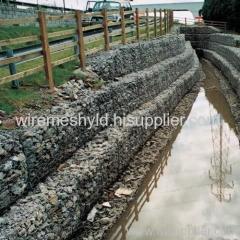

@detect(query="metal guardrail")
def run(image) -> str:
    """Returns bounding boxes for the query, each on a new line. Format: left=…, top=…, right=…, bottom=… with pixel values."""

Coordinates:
left=204, top=20, right=227, bottom=31
left=174, top=16, right=228, bottom=32
left=0, top=8, right=174, bottom=91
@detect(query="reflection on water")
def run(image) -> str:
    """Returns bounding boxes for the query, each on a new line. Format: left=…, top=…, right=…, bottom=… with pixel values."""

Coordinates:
left=208, top=115, right=234, bottom=203
left=108, top=61, right=240, bottom=240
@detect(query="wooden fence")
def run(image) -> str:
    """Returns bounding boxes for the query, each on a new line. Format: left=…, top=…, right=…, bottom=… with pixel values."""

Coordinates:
left=0, top=8, right=174, bottom=92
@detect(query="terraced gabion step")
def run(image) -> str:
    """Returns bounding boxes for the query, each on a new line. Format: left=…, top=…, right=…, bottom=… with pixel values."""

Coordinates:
left=0, top=39, right=194, bottom=213
left=202, top=49, right=240, bottom=98
left=88, top=34, right=186, bottom=81
left=0, top=53, right=201, bottom=240
left=180, top=26, right=240, bottom=99
left=209, top=33, right=240, bottom=47
left=207, top=42, right=240, bottom=72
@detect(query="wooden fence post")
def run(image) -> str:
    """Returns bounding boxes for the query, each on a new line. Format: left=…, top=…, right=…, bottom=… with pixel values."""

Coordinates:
left=38, top=11, right=55, bottom=92
left=154, top=8, right=157, bottom=37
left=168, top=10, right=171, bottom=29
left=169, top=10, right=172, bottom=28
left=102, top=9, right=110, bottom=51
left=135, top=8, right=140, bottom=41
left=166, top=10, right=168, bottom=33
left=146, top=8, right=149, bottom=39
left=164, top=9, right=167, bottom=34
left=168, top=10, right=170, bottom=32
left=167, top=10, right=170, bottom=32
left=76, top=10, right=86, bottom=71
left=120, top=7, right=126, bottom=45
left=170, top=10, right=172, bottom=30
left=160, top=9, right=162, bottom=35
left=170, top=10, right=173, bottom=29
left=165, top=10, right=167, bottom=33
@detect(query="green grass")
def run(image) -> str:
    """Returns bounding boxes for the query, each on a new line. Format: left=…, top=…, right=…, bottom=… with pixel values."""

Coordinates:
left=0, top=26, right=41, bottom=41
left=0, top=59, right=78, bottom=115
left=0, top=88, right=38, bottom=114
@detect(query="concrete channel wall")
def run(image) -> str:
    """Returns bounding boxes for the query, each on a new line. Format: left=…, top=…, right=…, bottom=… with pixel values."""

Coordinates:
left=0, top=35, right=201, bottom=239
left=180, top=26, right=240, bottom=103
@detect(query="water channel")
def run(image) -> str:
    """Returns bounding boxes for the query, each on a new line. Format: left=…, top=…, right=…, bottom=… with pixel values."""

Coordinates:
left=108, top=60, right=240, bottom=240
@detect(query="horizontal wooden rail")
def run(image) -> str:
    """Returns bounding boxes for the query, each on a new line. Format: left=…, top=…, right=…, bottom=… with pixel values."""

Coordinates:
left=109, top=28, right=135, bottom=37
left=50, top=41, right=76, bottom=53
left=0, top=42, right=76, bottom=66
left=0, top=35, right=39, bottom=47
left=46, top=14, right=75, bottom=21
left=125, top=19, right=135, bottom=24
left=48, top=29, right=75, bottom=39
left=0, top=51, right=42, bottom=66
left=52, top=55, right=77, bottom=67
left=107, top=20, right=134, bottom=28
left=108, top=21, right=122, bottom=28
left=0, top=66, right=44, bottom=84
left=86, top=47, right=103, bottom=55
left=83, top=24, right=103, bottom=32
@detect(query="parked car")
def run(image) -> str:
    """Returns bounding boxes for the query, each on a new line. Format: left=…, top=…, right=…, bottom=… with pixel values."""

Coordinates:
left=83, top=0, right=134, bottom=26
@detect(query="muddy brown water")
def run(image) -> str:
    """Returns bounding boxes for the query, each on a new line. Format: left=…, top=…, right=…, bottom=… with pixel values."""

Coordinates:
left=107, top=60, right=240, bottom=240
